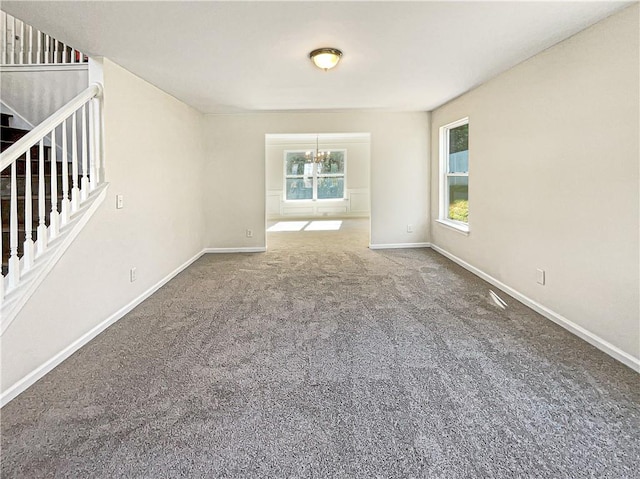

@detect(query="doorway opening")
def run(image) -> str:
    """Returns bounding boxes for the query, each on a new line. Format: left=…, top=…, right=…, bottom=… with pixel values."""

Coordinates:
left=264, top=133, right=371, bottom=251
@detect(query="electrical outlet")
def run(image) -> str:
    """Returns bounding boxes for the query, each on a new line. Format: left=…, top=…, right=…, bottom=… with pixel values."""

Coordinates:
left=130, top=267, right=137, bottom=282
left=246, top=229, right=253, bottom=238
left=116, top=194, right=124, bottom=209
left=407, top=224, right=413, bottom=233
left=536, top=268, right=545, bottom=285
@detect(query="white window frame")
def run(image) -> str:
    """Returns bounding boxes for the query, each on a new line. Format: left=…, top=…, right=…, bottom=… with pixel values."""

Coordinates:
left=284, top=149, right=347, bottom=201
left=438, top=117, right=469, bottom=234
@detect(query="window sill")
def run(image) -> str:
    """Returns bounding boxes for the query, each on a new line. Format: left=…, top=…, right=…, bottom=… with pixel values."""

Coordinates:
left=436, top=219, right=469, bottom=236
left=284, top=198, right=348, bottom=203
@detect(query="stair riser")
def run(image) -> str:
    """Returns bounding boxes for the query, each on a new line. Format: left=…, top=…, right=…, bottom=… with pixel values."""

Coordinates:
left=1, top=126, right=30, bottom=143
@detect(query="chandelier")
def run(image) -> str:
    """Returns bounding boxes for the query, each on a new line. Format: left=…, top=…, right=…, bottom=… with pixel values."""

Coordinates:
left=305, top=134, right=330, bottom=163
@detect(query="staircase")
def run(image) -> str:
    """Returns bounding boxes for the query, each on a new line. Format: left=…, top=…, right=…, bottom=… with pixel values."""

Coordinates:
left=1, top=84, right=107, bottom=330
left=1, top=12, right=108, bottom=329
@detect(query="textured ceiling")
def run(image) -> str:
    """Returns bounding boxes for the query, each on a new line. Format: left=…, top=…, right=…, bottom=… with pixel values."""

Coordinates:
left=1, top=1, right=631, bottom=113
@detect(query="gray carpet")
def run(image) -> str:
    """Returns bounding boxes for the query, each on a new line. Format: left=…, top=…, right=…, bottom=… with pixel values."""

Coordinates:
left=1, top=218, right=639, bottom=478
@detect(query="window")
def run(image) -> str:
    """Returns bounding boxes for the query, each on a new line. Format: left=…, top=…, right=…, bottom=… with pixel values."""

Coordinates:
left=285, top=150, right=345, bottom=201
left=439, top=118, right=469, bottom=232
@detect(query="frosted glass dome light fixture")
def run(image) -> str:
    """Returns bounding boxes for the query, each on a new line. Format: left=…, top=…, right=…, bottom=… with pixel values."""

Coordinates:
left=309, top=48, right=343, bottom=71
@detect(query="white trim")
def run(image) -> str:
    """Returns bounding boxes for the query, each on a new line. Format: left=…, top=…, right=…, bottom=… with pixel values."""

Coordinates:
left=203, top=247, right=267, bottom=254
left=369, top=242, right=431, bottom=250
left=0, top=64, right=88, bottom=73
left=435, top=219, right=470, bottom=235
left=282, top=198, right=349, bottom=204
left=430, top=244, right=640, bottom=373
left=0, top=249, right=206, bottom=408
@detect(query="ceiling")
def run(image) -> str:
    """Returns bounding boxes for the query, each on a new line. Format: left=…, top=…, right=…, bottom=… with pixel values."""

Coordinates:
left=1, top=1, right=631, bottom=114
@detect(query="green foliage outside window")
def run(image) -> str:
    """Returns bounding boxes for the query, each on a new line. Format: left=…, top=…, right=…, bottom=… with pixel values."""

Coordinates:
left=449, top=199, right=468, bottom=222
left=450, top=124, right=469, bottom=154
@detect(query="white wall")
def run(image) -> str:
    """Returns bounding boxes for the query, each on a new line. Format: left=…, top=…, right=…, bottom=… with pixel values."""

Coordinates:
left=430, top=5, right=639, bottom=364
left=0, top=65, right=88, bottom=127
left=265, top=133, right=370, bottom=219
left=204, top=111, right=430, bottom=248
left=1, top=58, right=206, bottom=392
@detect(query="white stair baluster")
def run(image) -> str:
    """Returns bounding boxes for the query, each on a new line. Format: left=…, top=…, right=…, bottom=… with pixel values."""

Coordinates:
left=27, top=24, right=33, bottom=64
left=44, top=34, right=49, bottom=64
left=80, top=104, right=89, bottom=201
left=8, top=162, right=20, bottom=288
left=60, top=119, right=70, bottom=224
left=36, top=139, right=47, bottom=255
left=95, top=98, right=104, bottom=181
left=71, top=111, right=79, bottom=211
left=8, top=15, right=15, bottom=64
left=89, top=100, right=97, bottom=191
left=49, top=130, right=59, bottom=239
left=1, top=11, right=6, bottom=64
left=36, top=29, right=42, bottom=64
left=23, top=148, right=34, bottom=271
left=17, top=19, right=24, bottom=65
left=0, top=192, right=4, bottom=304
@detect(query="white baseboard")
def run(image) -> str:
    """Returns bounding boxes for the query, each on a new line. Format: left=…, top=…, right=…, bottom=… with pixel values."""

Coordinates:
left=369, top=242, right=431, bottom=250
left=430, top=244, right=640, bottom=373
left=0, top=249, right=205, bottom=408
left=4, top=241, right=636, bottom=407
left=203, top=247, right=266, bottom=253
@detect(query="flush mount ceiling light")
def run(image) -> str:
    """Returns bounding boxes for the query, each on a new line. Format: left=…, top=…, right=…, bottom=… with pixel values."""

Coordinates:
left=309, top=48, right=342, bottom=71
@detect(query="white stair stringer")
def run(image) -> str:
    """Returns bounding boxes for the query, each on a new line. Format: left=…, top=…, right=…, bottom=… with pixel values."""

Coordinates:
left=1, top=183, right=109, bottom=334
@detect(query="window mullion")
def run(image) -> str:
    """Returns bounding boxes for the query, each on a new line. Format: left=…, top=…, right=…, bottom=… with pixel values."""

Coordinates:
left=313, top=162, right=318, bottom=200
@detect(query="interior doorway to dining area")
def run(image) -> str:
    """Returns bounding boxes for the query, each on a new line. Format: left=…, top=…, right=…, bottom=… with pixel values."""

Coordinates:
left=264, top=133, right=371, bottom=251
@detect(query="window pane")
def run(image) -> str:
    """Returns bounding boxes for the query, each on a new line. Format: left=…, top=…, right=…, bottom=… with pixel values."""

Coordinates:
left=447, top=176, right=468, bottom=223
left=286, top=178, right=313, bottom=200
left=286, top=152, right=313, bottom=176
left=448, top=124, right=468, bottom=173
left=317, top=177, right=344, bottom=199
left=317, top=151, right=344, bottom=175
